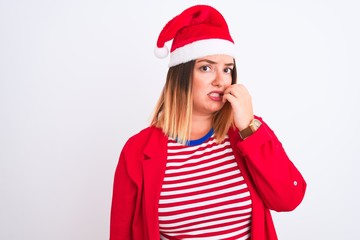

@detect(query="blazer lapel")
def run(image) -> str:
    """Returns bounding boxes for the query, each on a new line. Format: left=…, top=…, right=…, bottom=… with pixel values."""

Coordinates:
left=142, top=127, right=168, bottom=239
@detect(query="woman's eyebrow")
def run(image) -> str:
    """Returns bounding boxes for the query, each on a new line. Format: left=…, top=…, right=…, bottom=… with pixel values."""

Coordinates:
left=196, top=59, right=234, bottom=66
left=196, top=59, right=217, bottom=64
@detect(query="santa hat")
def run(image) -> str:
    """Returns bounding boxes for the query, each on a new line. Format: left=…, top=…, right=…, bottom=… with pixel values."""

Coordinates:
left=154, top=5, right=236, bottom=67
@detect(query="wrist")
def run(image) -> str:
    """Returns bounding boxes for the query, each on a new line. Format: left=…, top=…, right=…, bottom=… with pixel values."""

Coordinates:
left=236, top=115, right=254, bottom=131
left=239, top=118, right=262, bottom=140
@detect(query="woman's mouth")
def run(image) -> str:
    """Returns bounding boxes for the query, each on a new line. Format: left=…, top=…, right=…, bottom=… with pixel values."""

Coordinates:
left=208, top=91, right=224, bottom=101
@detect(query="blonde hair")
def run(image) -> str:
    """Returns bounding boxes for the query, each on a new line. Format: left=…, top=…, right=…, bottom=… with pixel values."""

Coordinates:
left=151, top=60, right=237, bottom=144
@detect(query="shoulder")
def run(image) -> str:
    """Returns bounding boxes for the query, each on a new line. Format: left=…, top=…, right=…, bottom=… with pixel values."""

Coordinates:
left=128, top=126, right=164, bottom=141
left=123, top=126, right=166, bottom=152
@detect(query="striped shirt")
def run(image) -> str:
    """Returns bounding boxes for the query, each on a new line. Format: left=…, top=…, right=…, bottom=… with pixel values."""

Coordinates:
left=159, top=131, right=252, bottom=240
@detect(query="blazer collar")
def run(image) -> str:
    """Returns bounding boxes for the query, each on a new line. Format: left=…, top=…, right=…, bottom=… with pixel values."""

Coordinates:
left=143, top=127, right=167, bottom=159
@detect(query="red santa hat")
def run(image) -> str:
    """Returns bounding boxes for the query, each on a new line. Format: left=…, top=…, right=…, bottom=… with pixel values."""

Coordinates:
left=154, top=5, right=236, bottom=67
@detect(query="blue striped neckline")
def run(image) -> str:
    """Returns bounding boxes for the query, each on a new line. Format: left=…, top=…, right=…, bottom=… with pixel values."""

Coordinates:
left=186, top=128, right=214, bottom=146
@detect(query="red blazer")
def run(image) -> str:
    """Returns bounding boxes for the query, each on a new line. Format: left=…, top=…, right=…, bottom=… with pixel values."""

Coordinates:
left=110, top=117, right=306, bottom=240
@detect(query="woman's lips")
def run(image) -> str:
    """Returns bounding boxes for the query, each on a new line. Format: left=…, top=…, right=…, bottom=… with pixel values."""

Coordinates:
left=208, top=91, right=224, bottom=101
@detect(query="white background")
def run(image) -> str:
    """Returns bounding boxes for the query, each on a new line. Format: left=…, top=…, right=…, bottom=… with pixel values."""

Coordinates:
left=1, top=0, right=359, bottom=239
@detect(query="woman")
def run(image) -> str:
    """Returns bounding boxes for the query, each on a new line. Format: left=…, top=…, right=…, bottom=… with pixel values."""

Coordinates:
left=110, top=5, right=306, bottom=240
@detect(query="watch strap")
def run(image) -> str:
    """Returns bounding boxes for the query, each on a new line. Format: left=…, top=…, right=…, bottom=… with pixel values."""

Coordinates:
left=239, top=119, right=262, bottom=140
left=239, top=126, right=253, bottom=139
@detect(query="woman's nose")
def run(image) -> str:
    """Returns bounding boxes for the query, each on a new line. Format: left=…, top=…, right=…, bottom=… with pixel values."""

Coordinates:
left=212, top=71, right=225, bottom=86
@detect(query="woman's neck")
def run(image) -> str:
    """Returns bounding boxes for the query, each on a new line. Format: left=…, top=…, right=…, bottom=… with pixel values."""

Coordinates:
left=190, top=114, right=213, bottom=140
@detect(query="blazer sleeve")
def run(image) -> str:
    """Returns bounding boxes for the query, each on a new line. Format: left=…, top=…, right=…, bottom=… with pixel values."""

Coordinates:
left=110, top=137, right=142, bottom=240
left=236, top=117, right=307, bottom=212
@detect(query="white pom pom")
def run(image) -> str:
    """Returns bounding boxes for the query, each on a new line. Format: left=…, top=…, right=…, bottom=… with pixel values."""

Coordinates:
left=154, top=45, right=169, bottom=58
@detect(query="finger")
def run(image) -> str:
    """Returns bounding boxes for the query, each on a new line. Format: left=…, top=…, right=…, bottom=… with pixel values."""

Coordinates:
left=224, top=87, right=235, bottom=96
left=222, top=91, right=237, bottom=103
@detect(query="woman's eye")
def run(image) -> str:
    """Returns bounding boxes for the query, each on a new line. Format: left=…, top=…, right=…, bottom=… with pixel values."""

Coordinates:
left=200, top=65, right=211, bottom=72
left=224, top=68, right=233, bottom=74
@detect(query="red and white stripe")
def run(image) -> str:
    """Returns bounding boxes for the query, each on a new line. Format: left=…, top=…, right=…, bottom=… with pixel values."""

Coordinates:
left=159, top=136, right=252, bottom=240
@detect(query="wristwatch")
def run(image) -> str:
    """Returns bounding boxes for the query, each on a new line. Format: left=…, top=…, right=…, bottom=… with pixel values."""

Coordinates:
left=239, top=119, right=262, bottom=140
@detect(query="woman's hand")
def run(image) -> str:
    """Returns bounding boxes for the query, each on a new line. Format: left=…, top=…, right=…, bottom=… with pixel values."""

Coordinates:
left=223, top=84, right=254, bottom=130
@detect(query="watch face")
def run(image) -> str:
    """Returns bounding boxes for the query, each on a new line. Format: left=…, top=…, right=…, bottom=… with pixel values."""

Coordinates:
left=250, top=119, right=262, bottom=132
left=254, top=119, right=262, bottom=128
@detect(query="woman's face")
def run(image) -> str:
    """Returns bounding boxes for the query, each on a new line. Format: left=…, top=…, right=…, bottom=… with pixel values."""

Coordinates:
left=192, top=54, right=234, bottom=117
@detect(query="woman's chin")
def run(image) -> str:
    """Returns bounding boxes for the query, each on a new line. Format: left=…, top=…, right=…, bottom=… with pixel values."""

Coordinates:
left=209, top=103, right=226, bottom=113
